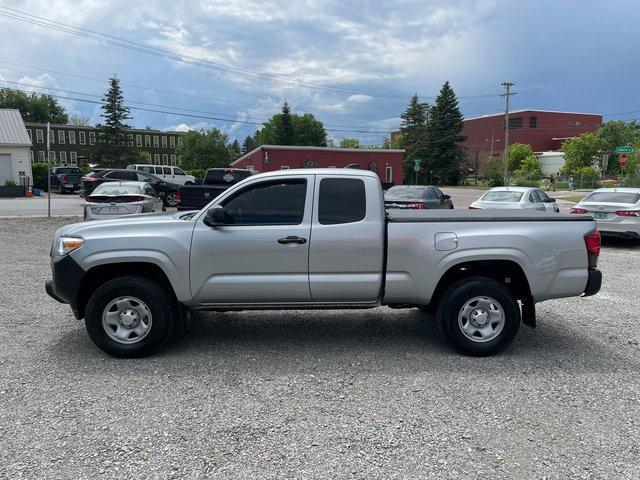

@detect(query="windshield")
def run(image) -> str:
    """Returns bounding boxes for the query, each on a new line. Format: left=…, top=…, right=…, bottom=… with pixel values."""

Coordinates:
left=55, top=168, right=81, bottom=175
left=385, top=186, right=427, bottom=200
left=584, top=192, right=640, bottom=204
left=93, top=184, right=143, bottom=195
left=481, top=191, right=524, bottom=202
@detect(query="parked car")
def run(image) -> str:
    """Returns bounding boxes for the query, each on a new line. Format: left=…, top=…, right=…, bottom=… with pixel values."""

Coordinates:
left=384, top=185, right=453, bottom=209
left=470, top=187, right=559, bottom=212
left=177, top=168, right=255, bottom=211
left=80, top=169, right=180, bottom=207
left=570, top=188, right=640, bottom=240
left=127, top=164, right=196, bottom=185
left=46, top=169, right=601, bottom=358
left=83, top=182, right=164, bottom=221
left=49, top=167, right=82, bottom=193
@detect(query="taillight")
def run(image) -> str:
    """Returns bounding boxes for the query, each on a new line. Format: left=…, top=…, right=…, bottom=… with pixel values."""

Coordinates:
left=61, top=175, right=68, bottom=183
left=616, top=210, right=640, bottom=217
left=584, top=228, right=601, bottom=269
left=129, top=196, right=145, bottom=202
left=570, top=207, right=588, bottom=214
left=407, top=203, right=424, bottom=209
left=82, top=176, right=98, bottom=182
left=176, top=190, right=182, bottom=203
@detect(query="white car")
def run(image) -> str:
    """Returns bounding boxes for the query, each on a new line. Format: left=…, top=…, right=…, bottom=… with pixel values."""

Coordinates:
left=571, top=187, right=640, bottom=240
left=83, top=181, right=164, bottom=221
left=127, top=164, right=195, bottom=185
left=470, top=187, right=559, bottom=212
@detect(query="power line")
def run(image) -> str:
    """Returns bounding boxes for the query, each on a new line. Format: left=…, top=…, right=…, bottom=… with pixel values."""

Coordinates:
left=0, top=5, right=498, bottom=101
left=0, top=85, right=394, bottom=135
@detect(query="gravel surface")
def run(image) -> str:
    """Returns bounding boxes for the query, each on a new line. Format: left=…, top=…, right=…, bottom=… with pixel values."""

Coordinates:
left=1, top=217, right=639, bottom=479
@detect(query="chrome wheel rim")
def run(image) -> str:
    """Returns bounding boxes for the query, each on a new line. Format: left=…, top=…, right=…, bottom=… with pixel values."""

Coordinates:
left=102, top=296, right=153, bottom=344
left=165, top=192, right=177, bottom=206
left=457, top=296, right=505, bottom=343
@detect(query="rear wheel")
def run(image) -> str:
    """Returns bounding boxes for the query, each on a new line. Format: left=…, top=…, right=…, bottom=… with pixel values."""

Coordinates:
left=85, top=276, right=176, bottom=357
left=436, top=277, right=520, bottom=356
left=164, top=191, right=178, bottom=207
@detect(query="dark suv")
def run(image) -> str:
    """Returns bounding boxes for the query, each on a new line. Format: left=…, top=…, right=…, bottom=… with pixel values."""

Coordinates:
left=81, top=169, right=180, bottom=207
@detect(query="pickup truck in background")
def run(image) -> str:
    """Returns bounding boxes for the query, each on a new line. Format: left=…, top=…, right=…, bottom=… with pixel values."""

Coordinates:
left=48, top=167, right=82, bottom=193
left=46, top=169, right=602, bottom=358
left=176, top=168, right=255, bottom=211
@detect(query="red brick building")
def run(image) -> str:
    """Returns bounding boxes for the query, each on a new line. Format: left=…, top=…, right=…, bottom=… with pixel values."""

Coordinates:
left=231, top=145, right=405, bottom=186
left=462, top=109, right=602, bottom=171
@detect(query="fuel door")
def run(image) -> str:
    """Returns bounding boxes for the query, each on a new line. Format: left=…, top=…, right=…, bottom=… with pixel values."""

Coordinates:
left=434, top=232, right=458, bottom=251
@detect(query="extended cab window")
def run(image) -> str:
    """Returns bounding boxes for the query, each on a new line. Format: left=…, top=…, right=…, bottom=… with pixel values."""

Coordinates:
left=221, top=179, right=306, bottom=225
left=318, top=178, right=366, bottom=225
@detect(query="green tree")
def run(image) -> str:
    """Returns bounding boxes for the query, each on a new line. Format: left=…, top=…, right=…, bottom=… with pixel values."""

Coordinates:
left=399, top=95, right=429, bottom=180
left=291, top=113, right=327, bottom=146
left=92, top=76, right=133, bottom=168
left=257, top=105, right=327, bottom=147
left=229, top=139, right=241, bottom=160
left=68, top=113, right=91, bottom=126
left=507, top=143, right=535, bottom=172
left=383, top=132, right=405, bottom=149
left=561, top=132, right=600, bottom=173
left=276, top=102, right=294, bottom=145
left=339, top=137, right=360, bottom=149
left=514, top=155, right=542, bottom=179
left=596, top=121, right=640, bottom=173
left=242, top=132, right=259, bottom=154
left=424, top=81, right=466, bottom=184
left=177, top=128, right=232, bottom=170
left=484, top=157, right=505, bottom=187
left=0, top=88, right=68, bottom=123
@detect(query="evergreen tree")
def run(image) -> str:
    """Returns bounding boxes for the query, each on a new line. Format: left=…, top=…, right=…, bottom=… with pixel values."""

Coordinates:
left=92, top=76, right=133, bottom=167
left=242, top=132, right=259, bottom=154
left=424, top=81, right=466, bottom=184
left=229, top=139, right=241, bottom=160
left=276, top=102, right=295, bottom=145
left=399, top=94, right=429, bottom=181
left=257, top=104, right=327, bottom=147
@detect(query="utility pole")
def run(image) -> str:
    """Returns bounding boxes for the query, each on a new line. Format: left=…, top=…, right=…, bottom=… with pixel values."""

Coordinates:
left=47, top=122, right=51, bottom=218
left=501, top=82, right=515, bottom=185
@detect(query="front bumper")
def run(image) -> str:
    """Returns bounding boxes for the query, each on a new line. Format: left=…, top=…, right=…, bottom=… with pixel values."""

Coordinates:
left=45, top=279, right=67, bottom=303
left=45, top=254, right=86, bottom=318
left=582, top=269, right=602, bottom=297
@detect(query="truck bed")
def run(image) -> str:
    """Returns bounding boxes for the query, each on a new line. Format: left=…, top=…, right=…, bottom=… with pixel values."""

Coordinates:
left=387, top=209, right=593, bottom=223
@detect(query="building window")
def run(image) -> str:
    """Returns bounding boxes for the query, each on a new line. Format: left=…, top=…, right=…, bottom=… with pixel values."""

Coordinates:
left=153, top=135, right=159, bottom=147
left=385, top=166, right=393, bottom=183
left=70, top=151, right=77, bottom=165
left=162, top=153, right=168, bottom=165
left=49, top=151, right=56, bottom=161
left=161, top=136, right=167, bottom=148
left=79, top=131, right=86, bottom=145
left=38, top=151, right=45, bottom=162
left=154, top=153, right=160, bottom=164
left=529, top=116, right=537, bottom=128
left=27, top=129, right=32, bottom=141
left=36, top=129, right=44, bottom=143
left=170, top=154, right=176, bottom=165
left=177, top=137, right=183, bottom=148
left=178, top=155, right=182, bottom=164
left=30, top=151, right=34, bottom=163
left=59, top=151, right=67, bottom=164
left=68, top=131, right=76, bottom=144
left=568, top=120, right=582, bottom=127
left=136, top=134, right=142, bottom=147
left=507, top=116, right=523, bottom=129
left=126, top=134, right=133, bottom=147
left=281, top=165, right=290, bottom=169
left=169, top=136, right=175, bottom=148
left=49, top=130, right=55, bottom=144
left=147, top=152, right=152, bottom=162
left=89, top=132, right=96, bottom=145
left=145, top=135, right=151, bottom=147
left=58, top=130, right=65, bottom=144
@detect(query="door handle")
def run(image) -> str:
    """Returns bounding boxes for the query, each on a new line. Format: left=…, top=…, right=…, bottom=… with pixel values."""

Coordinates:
left=277, top=236, right=307, bottom=245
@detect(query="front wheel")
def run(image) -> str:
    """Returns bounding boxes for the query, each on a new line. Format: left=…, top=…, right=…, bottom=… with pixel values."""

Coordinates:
left=436, top=277, right=520, bottom=356
left=164, top=191, right=178, bottom=207
left=84, top=276, right=176, bottom=357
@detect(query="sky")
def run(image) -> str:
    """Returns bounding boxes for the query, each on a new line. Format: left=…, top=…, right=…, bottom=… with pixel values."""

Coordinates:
left=1, top=0, right=639, bottom=145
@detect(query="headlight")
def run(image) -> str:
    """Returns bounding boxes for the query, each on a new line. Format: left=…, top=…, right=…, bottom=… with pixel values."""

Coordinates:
left=56, top=237, right=84, bottom=256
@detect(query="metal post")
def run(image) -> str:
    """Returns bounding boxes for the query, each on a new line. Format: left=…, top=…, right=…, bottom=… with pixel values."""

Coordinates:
left=501, top=82, right=515, bottom=185
left=47, top=122, right=51, bottom=218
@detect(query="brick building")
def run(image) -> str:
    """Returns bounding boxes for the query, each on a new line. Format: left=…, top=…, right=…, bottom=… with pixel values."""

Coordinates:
left=231, top=145, right=405, bottom=186
left=462, top=109, right=602, bottom=171
left=24, top=123, right=187, bottom=166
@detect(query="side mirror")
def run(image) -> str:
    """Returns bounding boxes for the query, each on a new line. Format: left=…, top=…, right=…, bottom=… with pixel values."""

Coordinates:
left=548, top=197, right=557, bottom=202
left=442, top=194, right=451, bottom=200
left=204, top=205, right=226, bottom=227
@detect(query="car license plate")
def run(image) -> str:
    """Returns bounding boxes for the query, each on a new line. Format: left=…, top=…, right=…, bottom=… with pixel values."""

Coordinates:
left=593, top=212, right=607, bottom=220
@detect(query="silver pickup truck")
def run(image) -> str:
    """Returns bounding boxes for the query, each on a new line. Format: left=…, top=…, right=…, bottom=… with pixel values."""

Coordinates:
left=46, top=169, right=602, bottom=358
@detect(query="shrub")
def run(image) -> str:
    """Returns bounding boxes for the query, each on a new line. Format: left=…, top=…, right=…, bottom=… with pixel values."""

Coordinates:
left=484, top=157, right=504, bottom=187
left=189, top=168, right=207, bottom=180
left=4, top=179, right=17, bottom=186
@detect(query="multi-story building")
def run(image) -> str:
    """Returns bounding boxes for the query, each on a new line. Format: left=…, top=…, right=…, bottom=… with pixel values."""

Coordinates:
left=24, top=123, right=187, bottom=166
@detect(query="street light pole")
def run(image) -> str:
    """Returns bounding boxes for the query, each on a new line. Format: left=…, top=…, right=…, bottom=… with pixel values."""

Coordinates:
left=501, top=82, right=515, bottom=185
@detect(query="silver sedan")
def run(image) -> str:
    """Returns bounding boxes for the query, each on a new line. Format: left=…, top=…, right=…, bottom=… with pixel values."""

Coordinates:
left=84, top=181, right=164, bottom=221
left=469, top=187, right=559, bottom=212
left=571, top=188, right=640, bottom=239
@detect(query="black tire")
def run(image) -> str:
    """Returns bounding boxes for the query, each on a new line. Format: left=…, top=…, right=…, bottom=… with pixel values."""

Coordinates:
left=436, top=277, right=520, bottom=356
left=85, top=276, right=176, bottom=358
left=184, top=181, right=194, bottom=185
left=164, top=191, right=178, bottom=207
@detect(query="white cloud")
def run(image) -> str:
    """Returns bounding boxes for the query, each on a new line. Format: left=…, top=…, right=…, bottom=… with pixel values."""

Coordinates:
left=347, top=94, right=373, bottom=104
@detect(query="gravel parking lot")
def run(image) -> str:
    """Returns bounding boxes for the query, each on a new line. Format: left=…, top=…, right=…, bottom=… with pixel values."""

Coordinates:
left=1, top=217, right=639, bottom=478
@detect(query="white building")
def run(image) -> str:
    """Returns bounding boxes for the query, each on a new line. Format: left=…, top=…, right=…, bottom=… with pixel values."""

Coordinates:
left=0, top=109, right=33, bottom=185
left=537, top=151, right=566, bottom=175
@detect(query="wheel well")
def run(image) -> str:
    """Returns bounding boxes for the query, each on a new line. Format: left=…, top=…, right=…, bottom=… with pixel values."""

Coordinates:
left=77, top=262, right=175, bottom=319
left=429, top=260, right=531, bottom=308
